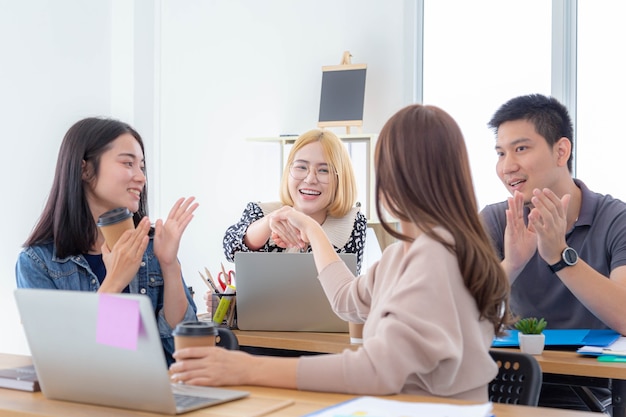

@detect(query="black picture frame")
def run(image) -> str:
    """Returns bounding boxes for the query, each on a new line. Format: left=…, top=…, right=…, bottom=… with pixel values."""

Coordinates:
left=318, top=63, right=367, bottom=131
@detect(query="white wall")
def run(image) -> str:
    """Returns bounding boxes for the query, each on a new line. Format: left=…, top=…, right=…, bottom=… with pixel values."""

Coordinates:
left=0, top=0, right=414, bottom=355
left=0, top=0, right=114, bottom=354
left=157, top=0, right=414, bottom=313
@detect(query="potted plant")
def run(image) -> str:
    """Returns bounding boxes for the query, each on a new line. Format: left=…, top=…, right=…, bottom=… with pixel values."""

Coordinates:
left=515, top=317, right=547, bottom=355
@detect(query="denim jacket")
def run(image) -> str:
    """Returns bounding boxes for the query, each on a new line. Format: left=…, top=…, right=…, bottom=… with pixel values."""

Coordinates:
left=15, top=238, right=197, bottom=366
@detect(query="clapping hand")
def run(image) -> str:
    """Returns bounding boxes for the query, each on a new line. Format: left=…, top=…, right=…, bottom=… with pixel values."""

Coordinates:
left=528, top=188, right=571, bottom=264
left=101, top=216, right=151, bottom=292
left=503, top=191, right=537, bottom=273
left=154, top=197, right=199, bottom=267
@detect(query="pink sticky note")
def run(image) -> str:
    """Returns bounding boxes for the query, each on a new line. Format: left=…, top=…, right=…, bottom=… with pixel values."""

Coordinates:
left=96, top=294, right=141, bottom=350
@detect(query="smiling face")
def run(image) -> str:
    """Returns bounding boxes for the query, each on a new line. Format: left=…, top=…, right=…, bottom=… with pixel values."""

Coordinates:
left=287, top=141, right=334, bottom=223
left=83, top=133, right=146, bottom=218
left=495, top=119, right=568, bottom=204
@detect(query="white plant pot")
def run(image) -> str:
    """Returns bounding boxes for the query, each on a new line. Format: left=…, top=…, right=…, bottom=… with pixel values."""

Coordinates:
left=518, top=333, right=545, bottom=355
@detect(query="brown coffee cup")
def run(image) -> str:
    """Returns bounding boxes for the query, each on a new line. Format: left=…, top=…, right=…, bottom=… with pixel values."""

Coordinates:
left=97, top=207, right=135, bottom=250
left=348, top=322, right=364, bottom=344
left=172, top=321, right=219, bottom=354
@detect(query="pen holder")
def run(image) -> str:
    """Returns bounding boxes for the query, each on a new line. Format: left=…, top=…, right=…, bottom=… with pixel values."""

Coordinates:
left=210, top=292, right=237, bottom=329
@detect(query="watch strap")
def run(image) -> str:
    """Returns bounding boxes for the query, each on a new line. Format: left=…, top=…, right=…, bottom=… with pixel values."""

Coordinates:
left=549, top=259, right=568, bottom=273
left=548, top=247, right=578, bottom=273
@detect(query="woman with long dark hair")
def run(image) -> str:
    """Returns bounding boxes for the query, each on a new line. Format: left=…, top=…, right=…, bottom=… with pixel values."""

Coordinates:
left=16, top=117, right=199, bottom=365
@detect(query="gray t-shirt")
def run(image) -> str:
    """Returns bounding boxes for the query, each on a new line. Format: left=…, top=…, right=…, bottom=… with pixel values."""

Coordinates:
left=481, top=179, right=626, bottom=329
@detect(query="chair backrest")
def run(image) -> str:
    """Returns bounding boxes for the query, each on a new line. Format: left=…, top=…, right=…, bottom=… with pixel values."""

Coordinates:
left=488, top=350, right=542, bottom=406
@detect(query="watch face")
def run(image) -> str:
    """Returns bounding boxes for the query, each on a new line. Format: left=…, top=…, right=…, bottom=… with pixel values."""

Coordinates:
left=563, top=247, right=578, bottom=265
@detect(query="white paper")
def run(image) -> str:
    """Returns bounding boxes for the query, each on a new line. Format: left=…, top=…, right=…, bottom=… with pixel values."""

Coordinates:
left=305, top=396, right=493, bottom=417
left=577, top=336, right=626, bottom=355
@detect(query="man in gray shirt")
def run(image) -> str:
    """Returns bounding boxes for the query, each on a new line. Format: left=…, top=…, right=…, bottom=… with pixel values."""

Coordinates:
left=481, top=93, right=626, bottom=412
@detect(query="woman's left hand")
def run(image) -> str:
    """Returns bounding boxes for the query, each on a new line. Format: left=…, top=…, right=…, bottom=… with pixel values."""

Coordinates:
left=170, top=346, right=253, bottom=386
left=154, top=197, right=199, bottom=266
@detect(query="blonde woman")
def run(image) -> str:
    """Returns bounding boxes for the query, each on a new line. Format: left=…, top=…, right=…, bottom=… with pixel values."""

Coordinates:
left=222, top=129, right=366, bottom=274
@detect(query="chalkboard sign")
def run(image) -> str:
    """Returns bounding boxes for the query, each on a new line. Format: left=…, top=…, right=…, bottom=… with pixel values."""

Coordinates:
left=318, top=63, right=367, bottom=131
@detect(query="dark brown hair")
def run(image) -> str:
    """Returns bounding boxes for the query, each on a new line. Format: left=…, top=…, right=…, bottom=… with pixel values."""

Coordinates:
left=25, top=117, right=148, bottom=258
left=375, top=104, right=511, bottom=335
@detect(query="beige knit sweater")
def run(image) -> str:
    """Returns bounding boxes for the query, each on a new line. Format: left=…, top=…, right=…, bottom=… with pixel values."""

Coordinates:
left=297, top=228, right=497, bottom=401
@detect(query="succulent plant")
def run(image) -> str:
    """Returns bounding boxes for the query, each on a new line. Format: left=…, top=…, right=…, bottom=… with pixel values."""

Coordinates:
left=514, top=317, right=547, bottom=334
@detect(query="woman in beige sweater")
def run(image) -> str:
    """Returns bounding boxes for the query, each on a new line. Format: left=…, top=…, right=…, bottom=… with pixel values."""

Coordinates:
left=170, top=104, right=511, bottom=401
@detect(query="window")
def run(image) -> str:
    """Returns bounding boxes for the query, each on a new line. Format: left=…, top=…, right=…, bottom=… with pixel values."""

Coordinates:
left=576, top=0, right=626, bottom=200
left=423, top=1, right=552, bottom=208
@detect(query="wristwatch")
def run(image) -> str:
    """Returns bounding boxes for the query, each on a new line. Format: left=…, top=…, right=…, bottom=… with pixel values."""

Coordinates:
left=548, top=247, right=579, bottom=273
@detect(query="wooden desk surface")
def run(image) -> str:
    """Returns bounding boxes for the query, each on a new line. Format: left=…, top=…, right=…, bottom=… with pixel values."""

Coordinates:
left=0, top=353, right=600, bottom=417
left=234, top=330, right=626, bottom=380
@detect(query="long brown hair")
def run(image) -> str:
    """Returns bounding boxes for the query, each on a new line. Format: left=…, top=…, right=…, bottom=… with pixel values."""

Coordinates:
left=25, top=117, right=148, bottom=258
left=375, top=104, right=511, bottom=335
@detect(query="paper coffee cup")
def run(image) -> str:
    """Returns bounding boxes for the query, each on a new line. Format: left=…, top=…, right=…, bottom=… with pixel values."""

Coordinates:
left=348, top=322, right=364, bottom=344
left=97, top=207, right=135, bottom=250
left=172, top=321, right=219, bottom=354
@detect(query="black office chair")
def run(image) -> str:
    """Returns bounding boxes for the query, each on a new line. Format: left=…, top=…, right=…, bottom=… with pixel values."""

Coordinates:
left=488, top=350, right=542, bottom=406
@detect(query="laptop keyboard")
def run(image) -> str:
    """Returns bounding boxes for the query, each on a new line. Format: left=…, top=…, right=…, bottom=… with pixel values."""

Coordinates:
left=174, top=393, right=217, bottom=409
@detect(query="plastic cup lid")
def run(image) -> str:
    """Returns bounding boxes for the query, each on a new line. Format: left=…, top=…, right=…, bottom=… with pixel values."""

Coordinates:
left=97, top=207, right=133, bottom=227
left=172, top=321, right=218, bottom=337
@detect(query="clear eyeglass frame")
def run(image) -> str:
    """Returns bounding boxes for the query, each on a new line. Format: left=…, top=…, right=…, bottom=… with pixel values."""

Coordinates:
left=289, top=162, right=336, bottom=184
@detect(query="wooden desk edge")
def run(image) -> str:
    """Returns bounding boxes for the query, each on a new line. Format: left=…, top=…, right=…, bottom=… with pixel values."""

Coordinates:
left=0, top=353, right=604, bottom=417
left=233, top=330, right=359, bottom=354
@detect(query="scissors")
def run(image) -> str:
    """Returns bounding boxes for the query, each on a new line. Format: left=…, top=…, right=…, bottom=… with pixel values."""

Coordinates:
left=217, top=263, right=235, bottom=291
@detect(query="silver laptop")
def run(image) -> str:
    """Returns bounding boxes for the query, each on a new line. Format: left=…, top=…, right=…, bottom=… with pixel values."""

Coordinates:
left=14, top=288, right=248, bottom=415
left=234, top=252, right=357, bottom=332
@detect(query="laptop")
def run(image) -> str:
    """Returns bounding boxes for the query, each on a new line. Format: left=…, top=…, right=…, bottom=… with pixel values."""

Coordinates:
left=234, top=252, right=357, bottom=332
left=14, top=288, right=248, bottom=415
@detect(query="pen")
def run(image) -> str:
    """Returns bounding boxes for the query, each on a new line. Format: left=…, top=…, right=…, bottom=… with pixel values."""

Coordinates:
left=198, top=271, right=214, bottom=293
left=226, top=297, right=237, bottom=328
left=204, top=267, right=222, bottom=294
left=602, top=349, right=626, bottom=357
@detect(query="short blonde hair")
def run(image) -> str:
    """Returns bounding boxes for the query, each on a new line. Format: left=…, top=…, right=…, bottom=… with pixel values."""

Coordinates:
left=279, top=129, right=357, bottom=217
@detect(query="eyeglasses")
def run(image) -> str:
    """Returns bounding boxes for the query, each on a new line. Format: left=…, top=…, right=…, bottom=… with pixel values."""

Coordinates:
left=289, top=162, right=335, bottom=184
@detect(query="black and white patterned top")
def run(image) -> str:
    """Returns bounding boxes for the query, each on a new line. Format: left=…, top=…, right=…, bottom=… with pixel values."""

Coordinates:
left=223, top=201, right=367, bottom=274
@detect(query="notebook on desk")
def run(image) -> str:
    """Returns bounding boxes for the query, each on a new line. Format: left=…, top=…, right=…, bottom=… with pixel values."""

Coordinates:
left=234, top=252, right=357, bottom=332
left=14, top=288, right=248, bottom=415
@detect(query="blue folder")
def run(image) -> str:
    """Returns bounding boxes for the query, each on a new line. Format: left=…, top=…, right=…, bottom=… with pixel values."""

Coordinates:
left=492, top=329, right=620, bottom=349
